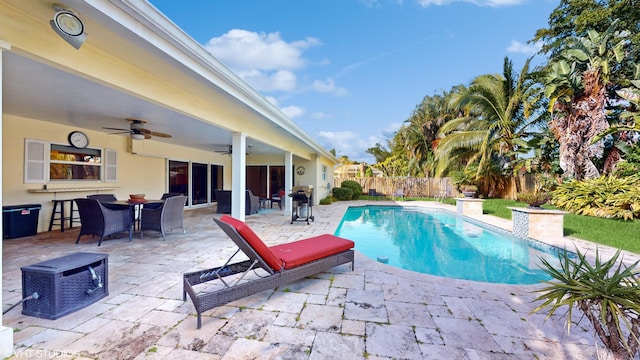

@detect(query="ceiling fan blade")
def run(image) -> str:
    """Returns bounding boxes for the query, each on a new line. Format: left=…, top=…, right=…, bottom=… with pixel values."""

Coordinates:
left=102, top=127, right=129, bottom=131
left=148, top=131, right=172, bottom=138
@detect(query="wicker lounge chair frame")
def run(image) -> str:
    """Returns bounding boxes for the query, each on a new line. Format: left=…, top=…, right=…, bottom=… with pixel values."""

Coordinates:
left=183, top=217, right=355, bottom=329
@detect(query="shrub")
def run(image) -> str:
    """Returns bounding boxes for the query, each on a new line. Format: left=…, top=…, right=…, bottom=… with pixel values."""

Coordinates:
left=319, top=196, right=333, bottom=205
left=332, top=187, right=353, bottom=201
left=340, top=180, right=362, bottom=199
left=552, top=175, right=640, bottom=220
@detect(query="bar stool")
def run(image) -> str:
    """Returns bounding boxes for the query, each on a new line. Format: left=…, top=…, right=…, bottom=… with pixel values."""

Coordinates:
left=48, top=199, right=80, bottom=232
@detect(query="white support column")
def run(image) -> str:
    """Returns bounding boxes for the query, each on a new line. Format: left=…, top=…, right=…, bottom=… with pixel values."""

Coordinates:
left=231, top=133, right=246, bottom=221
left=284, top=152, right=293, bottom=216
left=0, top=41, right=15, bottom=359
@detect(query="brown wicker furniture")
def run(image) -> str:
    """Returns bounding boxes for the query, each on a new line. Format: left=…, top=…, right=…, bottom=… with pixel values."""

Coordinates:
left=246, top=190, right=259, bottom=215
left=214, top=189, right=260, bottom=215
left=140, top=195, right=187, bottom=240
left=214, top=189, right=231, bottom=214
left=74, top=198, right=133, bottom=246
left=183, top=215, right=355, bottom=329
left=86, top=194, right=118, bottom=202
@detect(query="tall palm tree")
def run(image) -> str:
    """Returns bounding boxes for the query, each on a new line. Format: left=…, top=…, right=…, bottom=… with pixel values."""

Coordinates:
left=544, top=20, right=629, bottom=180
left=399, top=89, right=460, bottom=177
left=435, top=57, right=544, bottom=193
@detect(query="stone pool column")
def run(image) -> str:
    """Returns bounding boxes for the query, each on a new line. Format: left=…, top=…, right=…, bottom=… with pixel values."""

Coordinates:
left=508, top=207, right=567, bottom=241
left=455, top=198, right=484, bottom=217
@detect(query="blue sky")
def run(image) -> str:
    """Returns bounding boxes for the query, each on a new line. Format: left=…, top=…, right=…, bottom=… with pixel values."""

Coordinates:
left=149, top=0, right=557, bottom=164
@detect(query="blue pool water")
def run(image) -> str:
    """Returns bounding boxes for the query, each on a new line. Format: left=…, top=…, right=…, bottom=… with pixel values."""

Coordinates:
left=335, top=206, right=561, bottom=284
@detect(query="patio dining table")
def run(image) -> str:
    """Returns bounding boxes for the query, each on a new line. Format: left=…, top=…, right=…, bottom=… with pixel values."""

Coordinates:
left=101, top=199, right=164, bottom=231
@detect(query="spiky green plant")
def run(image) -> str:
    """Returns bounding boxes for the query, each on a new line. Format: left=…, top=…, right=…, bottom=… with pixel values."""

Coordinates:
left=532, top=248, right=640, bottom=359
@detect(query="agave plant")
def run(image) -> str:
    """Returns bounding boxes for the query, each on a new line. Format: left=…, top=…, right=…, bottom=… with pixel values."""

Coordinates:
left=532, top=248, right=640, bottom=359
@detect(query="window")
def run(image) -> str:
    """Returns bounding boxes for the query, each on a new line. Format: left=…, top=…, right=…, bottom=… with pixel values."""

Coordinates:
left=322, top=165, right=327, bottom=181
left=24, top=139, right=116, bottom=183
left=50, top=144, right=101, bottom=180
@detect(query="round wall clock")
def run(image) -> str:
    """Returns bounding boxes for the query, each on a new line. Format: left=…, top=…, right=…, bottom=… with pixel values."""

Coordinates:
left=68, top=131, right=89, bottom=148
left=296, top=166, right=306, bottom=175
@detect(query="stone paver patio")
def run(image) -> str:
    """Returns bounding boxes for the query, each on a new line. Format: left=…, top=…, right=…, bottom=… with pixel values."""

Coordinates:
left=3, top=200, right=634, bottom=359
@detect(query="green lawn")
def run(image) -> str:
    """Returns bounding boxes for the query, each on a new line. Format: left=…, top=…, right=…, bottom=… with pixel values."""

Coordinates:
left=482, top=198, right=640, bottom=254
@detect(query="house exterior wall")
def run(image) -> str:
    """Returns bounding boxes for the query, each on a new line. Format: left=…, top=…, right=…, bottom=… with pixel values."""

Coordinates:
left=3, top=115, right=234, bottom=233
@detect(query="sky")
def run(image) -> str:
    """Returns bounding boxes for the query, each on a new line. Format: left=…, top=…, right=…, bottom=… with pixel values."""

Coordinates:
left=148, top=0, right=558, bottom=164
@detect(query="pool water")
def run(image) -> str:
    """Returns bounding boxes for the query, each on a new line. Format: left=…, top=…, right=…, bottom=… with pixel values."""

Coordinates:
left=335, top=205, right=561, bottom=284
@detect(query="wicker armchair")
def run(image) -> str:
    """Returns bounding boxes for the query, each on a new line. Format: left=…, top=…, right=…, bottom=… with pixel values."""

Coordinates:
left=140, top=195, right=187, bottom=240
left=214, top=190, right=259, bottom=215
left=87, top=194, right=118, bottom=202
left=214, top=189, right=231, bottom=214
left=161, top=192, right=184, bottom=200
left=75, top=198, right=132, bottom=246
left=246, top=190, right=260, bottom=215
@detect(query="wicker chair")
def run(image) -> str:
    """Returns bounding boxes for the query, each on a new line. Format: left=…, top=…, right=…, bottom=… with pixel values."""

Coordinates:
left=214, top=190, right=259, bottom=215
left=87, top=194, right=118, bottom=202
left=161, top=192, right=184, bottom=200
left=183, top=215, right=355, bottom=329
left=246, top=190, right=260, bottom=215
left=214, top=189, right=231, bottom=214
left=140, top=195, right=187, bottom=240
left=75, top=198, right=132, bottom=246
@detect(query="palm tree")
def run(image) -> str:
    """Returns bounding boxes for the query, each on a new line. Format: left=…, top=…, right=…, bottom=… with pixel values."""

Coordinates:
left=435, top=57, right=544, bottom=194
left=398, top=89, right=460, bottom=177
left=544, top=20, right=630, bottom=180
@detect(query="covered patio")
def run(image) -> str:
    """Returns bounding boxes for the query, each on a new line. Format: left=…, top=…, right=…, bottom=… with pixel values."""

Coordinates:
left=3, top=202, right=606, bottom=359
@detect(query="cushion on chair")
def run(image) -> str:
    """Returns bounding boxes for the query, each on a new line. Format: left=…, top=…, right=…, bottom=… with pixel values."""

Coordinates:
left=270, top=234, right=355, bottom=269
left=219, top=215, right=284, bottom=271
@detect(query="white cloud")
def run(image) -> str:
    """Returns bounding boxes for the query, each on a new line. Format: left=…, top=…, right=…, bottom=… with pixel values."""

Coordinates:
left=416, top=0, right=525, bottom=7
left=507, top=40, right=542, bottom=55
left=311, top=112, right=334, bottom=120
left=205, top=29, right=320, bottom=93
left=312, top=78, right=349, bottom=96
left=280, top=105, right=305, bottom=119
left=317, top=130, right=380, bottom=163
left=237, top=69, right=297, bottom=92
left=205, top=29, right=317, bottom=71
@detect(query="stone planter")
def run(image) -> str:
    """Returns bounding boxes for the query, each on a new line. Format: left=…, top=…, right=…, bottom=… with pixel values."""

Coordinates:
left=455, top=198, right=484, bottom=216
left=508, top=207, right=566, bottom=241
left=462, top=191, right=476, bottom=198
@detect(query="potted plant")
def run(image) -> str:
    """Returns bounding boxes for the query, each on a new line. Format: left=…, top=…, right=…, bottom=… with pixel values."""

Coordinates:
left=451, top=168, right=478, bottom=198
left=461, top=184, right=478, bottom=198
left=516, top=191, right=551, bottom=209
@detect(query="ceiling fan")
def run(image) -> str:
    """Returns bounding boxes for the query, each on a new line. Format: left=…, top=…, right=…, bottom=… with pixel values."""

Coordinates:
left=103, top=118, right=172, bottom=140
left=214, top=145, right=252, bottom=156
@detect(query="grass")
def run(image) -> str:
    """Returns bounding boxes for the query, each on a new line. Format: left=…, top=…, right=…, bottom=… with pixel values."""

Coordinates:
left=482, top=198, right=640, bottom=254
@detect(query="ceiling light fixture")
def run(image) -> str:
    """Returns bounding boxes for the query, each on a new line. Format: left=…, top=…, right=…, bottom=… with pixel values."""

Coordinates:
left=50, top=5, right=87, bottom=49
left=130, top=133, right=145, bottom=140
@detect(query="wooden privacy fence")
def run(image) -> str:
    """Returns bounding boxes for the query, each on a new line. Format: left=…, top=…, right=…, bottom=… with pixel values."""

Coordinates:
left=334, top=174, right=537, bottom=199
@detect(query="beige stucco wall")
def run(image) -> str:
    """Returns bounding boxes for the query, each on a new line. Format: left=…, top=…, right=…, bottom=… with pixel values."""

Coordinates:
left=2, top=115, right=233, bottom=233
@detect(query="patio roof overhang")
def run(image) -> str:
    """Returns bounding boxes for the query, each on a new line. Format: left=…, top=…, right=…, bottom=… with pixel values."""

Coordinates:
left=1, top=0, right=337, bottom=162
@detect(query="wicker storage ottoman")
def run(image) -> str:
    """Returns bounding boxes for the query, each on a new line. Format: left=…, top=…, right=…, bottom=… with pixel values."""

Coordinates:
left=21, top=252, right=108, bottom=319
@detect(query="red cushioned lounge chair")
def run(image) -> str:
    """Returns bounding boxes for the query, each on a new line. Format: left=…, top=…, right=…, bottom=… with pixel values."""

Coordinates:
left=183, top=215, right=355, bottom=328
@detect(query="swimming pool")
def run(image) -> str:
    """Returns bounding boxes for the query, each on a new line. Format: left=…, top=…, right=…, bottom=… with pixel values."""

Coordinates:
left=334, top=205, right=562, bottom=284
